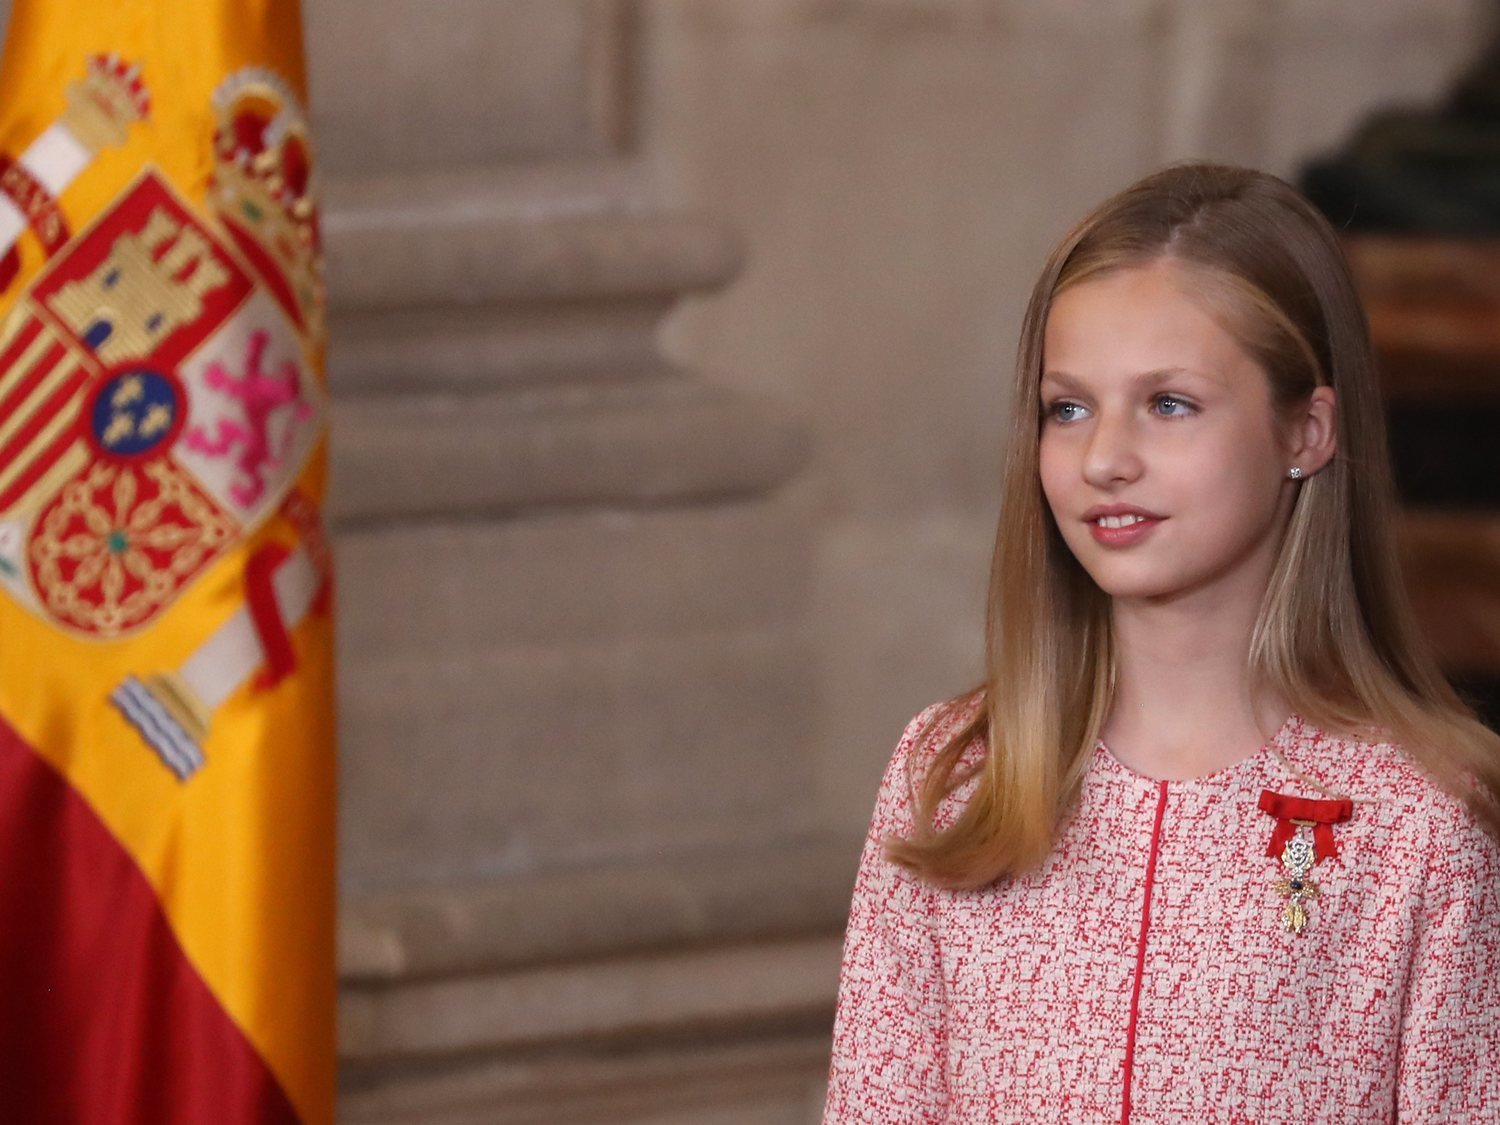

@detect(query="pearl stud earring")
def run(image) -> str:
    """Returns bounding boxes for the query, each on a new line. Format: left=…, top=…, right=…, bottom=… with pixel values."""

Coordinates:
left=1287, top=467, right=1304, bottom=480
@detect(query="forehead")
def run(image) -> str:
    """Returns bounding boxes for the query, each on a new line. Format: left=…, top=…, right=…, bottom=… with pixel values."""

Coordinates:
left=1042, top=261, right=1260, bottom=389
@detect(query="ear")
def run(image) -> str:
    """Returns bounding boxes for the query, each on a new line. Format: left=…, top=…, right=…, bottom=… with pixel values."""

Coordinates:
left=1284, top=385, right=1337, bottom=476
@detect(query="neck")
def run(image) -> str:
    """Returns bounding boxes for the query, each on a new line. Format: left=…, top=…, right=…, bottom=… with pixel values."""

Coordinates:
left=1101, top=581, right=1290, bottom=781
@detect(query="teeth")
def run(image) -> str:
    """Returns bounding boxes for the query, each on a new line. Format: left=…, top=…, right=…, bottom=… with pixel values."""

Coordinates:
left=1097, top=514, right=1147, bottom=529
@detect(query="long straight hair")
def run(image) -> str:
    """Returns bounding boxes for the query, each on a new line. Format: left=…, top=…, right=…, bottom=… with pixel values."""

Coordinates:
left=887, top=162, right=1500, bottom=889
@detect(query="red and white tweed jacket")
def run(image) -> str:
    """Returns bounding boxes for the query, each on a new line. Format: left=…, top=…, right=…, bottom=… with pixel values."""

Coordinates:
left=825, top=703, right=1500, bottom=1123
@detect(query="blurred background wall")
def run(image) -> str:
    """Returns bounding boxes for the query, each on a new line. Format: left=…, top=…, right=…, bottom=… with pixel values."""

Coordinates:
left=1, top=0, right=1490, bottom=1120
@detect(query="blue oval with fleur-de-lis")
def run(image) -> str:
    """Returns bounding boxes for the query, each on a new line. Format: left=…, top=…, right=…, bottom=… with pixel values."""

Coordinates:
left=89, top=368, right=183, bottom=459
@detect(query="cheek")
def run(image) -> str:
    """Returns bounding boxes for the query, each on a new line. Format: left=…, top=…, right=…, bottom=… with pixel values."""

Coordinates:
left=1036, top=435, right=1072, bottom=514
left=1183, top=424, right=1283, bottom=525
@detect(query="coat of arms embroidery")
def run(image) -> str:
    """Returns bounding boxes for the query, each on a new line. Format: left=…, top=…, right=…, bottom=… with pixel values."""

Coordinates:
left=0, top=67, right=323, bottom=642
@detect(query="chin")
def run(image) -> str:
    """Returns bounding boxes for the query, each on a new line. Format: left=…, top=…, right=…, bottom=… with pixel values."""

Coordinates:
left=1093, top=579, right=1185, bottom=602
left=1085, top=551, right=1266, bottom=604
left=1073, top=559, right=1197, bottom=602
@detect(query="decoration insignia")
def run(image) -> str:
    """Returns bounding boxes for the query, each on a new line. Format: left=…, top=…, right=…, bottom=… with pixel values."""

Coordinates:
left=1272, top=828, right=1322, bottom=934
left=1258, top=789, right=1354, bottom=936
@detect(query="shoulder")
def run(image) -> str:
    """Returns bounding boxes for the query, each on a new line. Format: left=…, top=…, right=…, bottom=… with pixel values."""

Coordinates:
left=1281, top=716, right=1427, bottom=800
left=1286, top=717, right=1500, bottom=893
left=869, top=693, right=988, bottom=840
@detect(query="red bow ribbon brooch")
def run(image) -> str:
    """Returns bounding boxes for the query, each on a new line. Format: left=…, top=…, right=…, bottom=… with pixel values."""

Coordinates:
left=1257, top=790, right=1353, bottom=935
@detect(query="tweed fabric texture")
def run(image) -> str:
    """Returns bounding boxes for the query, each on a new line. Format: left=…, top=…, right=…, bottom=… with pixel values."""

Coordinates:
left=825, top=703, right=1500, bottom=1123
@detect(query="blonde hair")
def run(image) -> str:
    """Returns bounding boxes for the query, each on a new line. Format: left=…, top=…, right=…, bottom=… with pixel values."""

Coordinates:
left=887, top=162, right=1500, bottom=889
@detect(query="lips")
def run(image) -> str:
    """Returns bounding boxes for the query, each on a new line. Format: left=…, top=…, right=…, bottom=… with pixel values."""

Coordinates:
left=1085, top=509, right=1165, bottom=547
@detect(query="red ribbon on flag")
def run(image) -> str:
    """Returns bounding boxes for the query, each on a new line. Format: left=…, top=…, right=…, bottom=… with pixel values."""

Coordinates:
left=246, top=543, right=296, bottom=689
left=1258, top=790, right=1353, bottom=861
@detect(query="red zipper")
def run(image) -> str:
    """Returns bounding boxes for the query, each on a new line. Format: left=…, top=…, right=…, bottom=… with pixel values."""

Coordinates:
left=1121, top=780, right=1169, bottom=1124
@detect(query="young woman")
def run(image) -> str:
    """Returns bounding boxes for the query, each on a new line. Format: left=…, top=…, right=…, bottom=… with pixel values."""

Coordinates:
left=824, top=163, right=1500, bottom=1123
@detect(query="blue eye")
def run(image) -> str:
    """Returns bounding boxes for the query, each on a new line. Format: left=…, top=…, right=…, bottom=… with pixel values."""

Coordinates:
left=1153, top=395, right=1194, bottom=417
left=1045, top=401, right=1085, bottom=423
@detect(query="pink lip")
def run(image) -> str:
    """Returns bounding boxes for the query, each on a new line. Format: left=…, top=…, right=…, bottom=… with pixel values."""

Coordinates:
left=1087, top=515, right=1165, bottom=547
left=1080, top=503, right=1168, bottom=549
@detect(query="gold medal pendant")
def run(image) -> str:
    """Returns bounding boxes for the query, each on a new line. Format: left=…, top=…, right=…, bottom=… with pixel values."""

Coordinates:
left=1272, top=826, right=1320, bottom=934
left=1258, top=790, right=1352, bottom=936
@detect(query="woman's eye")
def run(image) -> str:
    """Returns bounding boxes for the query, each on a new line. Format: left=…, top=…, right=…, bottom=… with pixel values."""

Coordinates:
left=1153, top=395, right=1194, bottom=417
left=1045, top=401, right=1085, bottom=423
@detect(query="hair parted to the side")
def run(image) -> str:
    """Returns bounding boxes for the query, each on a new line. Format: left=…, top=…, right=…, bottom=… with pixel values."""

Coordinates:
left=885, top=161, right=1500, bottom=890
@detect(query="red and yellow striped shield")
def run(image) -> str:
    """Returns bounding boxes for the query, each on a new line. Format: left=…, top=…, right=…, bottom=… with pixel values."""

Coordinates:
left=0, top=2, right=335, bottom=1121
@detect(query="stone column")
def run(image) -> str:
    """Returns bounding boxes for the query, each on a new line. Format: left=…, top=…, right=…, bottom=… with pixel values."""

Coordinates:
left=307, top=2, right=837, bottom=1120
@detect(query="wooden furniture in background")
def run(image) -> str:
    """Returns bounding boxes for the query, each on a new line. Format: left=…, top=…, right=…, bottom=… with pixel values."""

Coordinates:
left=1346, top=237, right=1500, bottom=726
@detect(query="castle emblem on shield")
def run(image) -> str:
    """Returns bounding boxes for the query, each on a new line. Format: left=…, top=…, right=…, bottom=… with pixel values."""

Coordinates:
left=0, top=60, right=325, bottom=641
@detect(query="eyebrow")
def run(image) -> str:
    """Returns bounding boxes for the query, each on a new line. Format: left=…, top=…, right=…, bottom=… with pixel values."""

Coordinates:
left=1039, top=366, right=1212, bottom=391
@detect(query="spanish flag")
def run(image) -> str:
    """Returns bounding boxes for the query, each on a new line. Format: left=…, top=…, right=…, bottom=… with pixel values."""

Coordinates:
left=0, top=2, right=335, bottom=1121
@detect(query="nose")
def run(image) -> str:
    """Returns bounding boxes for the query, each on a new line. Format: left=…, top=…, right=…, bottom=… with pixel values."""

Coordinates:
left=1081, top=409, right=1144, bottom=488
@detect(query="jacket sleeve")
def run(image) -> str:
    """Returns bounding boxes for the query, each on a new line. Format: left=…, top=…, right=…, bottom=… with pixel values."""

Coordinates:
left=823, top=707, right=950, bottom=1124
left=1395, top=795, right=1500, bottom=1121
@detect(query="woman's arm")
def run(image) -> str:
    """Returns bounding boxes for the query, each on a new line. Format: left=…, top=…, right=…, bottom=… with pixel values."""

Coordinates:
left=1394, top=794, right=1500, bottom=1121
left=823, top=707, right=950, bottom=1124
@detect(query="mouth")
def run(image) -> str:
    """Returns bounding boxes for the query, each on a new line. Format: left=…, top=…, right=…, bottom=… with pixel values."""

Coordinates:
left=1085, top=512, right=1165, bottom=546
left=1092, top=513, right=1152, bottom=530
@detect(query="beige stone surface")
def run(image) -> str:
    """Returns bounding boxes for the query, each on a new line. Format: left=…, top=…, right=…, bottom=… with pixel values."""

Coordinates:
left=305, top=0, right=632, bottom=171
left=340, top=836, right=857, bottom=980
left=326, top=298, right=670, bottom=395
left=335, top=489, right=813, bottom=654
left=317, top=162, right=738, bottom=395
left=810, top=511, right=994, bottom=829
left=341, top=935, right=841, bottom=1060
left=338, top=623, right=819, bottom=889
left=327, top=375, right=809, bottom=523
left=340, top=1032, right=830, bottom=1124
left=323, top=180, right=742, bottom=312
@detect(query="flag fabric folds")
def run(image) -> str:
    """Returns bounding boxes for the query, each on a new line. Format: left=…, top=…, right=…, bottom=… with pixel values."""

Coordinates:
left=0, top=1, right=335, bottom=1121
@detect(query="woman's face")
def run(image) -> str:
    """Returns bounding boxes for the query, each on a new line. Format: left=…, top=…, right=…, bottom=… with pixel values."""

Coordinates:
left=1038, top=259, right=1297, bottom=609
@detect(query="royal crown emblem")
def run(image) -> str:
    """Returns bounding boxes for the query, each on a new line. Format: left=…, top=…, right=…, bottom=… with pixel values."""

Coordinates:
left=207, top=68, right=322, bottom=337
left=0, top=54, right=151, bottom=291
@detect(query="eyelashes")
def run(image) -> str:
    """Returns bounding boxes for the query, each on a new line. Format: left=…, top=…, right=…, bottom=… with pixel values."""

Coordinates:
left=1043, top=400, right=1086, bottom=423
left=1040, top=394, right=1199, bottom=423
left=1153, top=394, right=1195, bottom=418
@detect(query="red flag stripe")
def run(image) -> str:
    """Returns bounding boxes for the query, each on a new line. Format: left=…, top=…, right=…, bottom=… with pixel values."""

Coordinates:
left=0, top=343, right=73, bottom=459
left=0, top=323, right=61, bottom=423
left=0, top=716, right=299, bottom=1124
left=0, top=313, right=44, bottom=378
left=0, top=364, right=88, bottom=510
